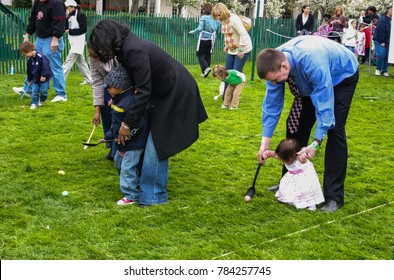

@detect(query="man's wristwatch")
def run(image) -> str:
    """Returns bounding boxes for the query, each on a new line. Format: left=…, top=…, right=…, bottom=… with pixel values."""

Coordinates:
left=313, top=138, right=322, bottom=146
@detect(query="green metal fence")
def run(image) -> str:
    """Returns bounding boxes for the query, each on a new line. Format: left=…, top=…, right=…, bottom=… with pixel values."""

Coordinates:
left=0, top=8, right=301, bottom=75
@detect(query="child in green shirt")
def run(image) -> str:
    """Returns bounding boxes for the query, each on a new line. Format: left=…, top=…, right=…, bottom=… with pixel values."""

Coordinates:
left=213, top=64, right=246, bottom=109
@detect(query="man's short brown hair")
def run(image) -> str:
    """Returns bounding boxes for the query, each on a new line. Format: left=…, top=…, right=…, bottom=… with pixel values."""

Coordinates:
left=256, top=49, right=285, bottom=79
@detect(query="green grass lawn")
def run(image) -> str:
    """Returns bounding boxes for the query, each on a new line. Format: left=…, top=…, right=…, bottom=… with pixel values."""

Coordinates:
left=0, top=63, right=393, bottom=260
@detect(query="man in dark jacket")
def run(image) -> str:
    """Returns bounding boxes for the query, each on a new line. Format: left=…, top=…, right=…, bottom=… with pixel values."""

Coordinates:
left=24, top=0, right=67, bottom=102
left=88, top=19, right=208, bottom=207
left=373, top=5, right=392, bottom=76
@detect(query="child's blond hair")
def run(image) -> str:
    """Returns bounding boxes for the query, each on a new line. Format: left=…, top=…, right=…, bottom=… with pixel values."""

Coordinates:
left=212, top=64, right=229, bottom=81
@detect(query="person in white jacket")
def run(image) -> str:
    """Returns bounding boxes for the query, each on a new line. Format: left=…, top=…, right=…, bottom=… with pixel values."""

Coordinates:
left=62, top=0, right=92, bottom=85
left=342, top=19, right=358, bottom=54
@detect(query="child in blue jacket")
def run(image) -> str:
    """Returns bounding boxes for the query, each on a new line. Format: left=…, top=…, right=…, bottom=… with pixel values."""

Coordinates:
left=19, top=42, right=53, bottom=109
left=103, top=66, right=150, bottom=205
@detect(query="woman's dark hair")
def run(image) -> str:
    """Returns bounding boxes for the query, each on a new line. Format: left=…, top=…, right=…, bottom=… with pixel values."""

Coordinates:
left=367, top=6, right=377, bottom=13
left=301, top=5, right=310, bottom=13
left=87, top=19, right=130, bottom=63
left=275, top=139, right=301, bottom=163
left=202, top=3, right=212, bottom=15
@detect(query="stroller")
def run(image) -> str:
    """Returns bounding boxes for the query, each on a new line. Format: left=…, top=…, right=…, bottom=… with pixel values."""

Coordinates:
left=299, top=29, right=310, bottom=36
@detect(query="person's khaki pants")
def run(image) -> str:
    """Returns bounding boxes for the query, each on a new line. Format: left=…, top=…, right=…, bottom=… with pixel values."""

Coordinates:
left=223, top=82, right=245, bottom=108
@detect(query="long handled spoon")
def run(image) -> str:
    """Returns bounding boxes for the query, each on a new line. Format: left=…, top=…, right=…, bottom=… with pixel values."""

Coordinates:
left=82, top=139, right=116, bottom=147
left=83, top=125, right=96, bottom=150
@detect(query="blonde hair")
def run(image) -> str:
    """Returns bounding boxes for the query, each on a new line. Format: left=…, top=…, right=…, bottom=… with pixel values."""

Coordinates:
left=334, top=6, right=344, bottom=16
left=211, top=3, right=230, bottom=21
left=212, top=64, right=229, bottom=81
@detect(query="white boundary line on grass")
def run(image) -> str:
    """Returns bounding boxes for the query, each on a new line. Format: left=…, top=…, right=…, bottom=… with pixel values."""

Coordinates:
left=212, top=201, right=394, bottom=259
left=263, top=200, right=394, bottom=244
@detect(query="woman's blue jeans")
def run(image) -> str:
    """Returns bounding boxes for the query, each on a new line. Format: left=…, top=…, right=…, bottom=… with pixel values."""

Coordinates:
left=101, top=88, right=116, bottom=156
left=139, top=131, right=169, bottom=205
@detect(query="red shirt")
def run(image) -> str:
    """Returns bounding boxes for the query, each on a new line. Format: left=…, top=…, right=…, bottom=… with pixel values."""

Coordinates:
left=363, top=26, right=375, bottom=49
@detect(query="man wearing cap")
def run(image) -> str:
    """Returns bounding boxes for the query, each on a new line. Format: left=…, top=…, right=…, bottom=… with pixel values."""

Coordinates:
left=63, top=0, right=92, bottom=85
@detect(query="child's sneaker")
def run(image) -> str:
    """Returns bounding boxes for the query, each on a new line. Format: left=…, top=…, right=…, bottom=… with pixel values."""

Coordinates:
left=117, top=197, right=136, bottom=205
left=230, top=106, right=238, bottom=110
left=30, top=104, right=37, bottom=110
left=221, top=105, right=229, bottom=109
left=38, top=101, right=45, bottom=107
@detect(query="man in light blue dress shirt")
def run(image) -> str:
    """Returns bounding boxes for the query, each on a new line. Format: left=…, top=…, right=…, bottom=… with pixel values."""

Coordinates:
left=256, top=35, right=359, bottom=212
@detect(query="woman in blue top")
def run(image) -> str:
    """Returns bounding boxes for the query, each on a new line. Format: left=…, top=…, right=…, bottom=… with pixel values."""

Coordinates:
left=189, top=3, right=220, bottom=78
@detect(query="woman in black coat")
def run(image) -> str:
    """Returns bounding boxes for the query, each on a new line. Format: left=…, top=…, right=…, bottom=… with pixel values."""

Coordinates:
left=295, top=4, right=315, bottom=35
left=88, top=19, right=208, bottom=207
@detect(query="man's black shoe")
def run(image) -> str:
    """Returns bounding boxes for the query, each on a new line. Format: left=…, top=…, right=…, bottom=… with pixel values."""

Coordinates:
left=267, top=184, right=279, bottom=192
left=320, top=199, right=344, bottom=212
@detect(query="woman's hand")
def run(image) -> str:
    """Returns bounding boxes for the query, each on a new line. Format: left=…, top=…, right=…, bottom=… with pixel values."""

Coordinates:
left=92, top=106, right=101, bottom=126
left=237, top=51, right=244, bottom=59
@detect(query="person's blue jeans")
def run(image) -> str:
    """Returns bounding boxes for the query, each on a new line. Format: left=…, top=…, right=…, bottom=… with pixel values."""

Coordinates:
left=35, top=37, right=67, bottom=98
left=101, top=88, right=116, bottom=157
left=31, top=81, right=49, bottom=105
left=345, top=45, right=355, bottom=54
left=139, top=131, right=169, bottom=205
left=374, top=41, right=389, bottom=73
left=225, top=51, right=250, bottom=73
left=114, top=149, right=143, bottom=201
left=223, top=51, right=250, bottom=99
